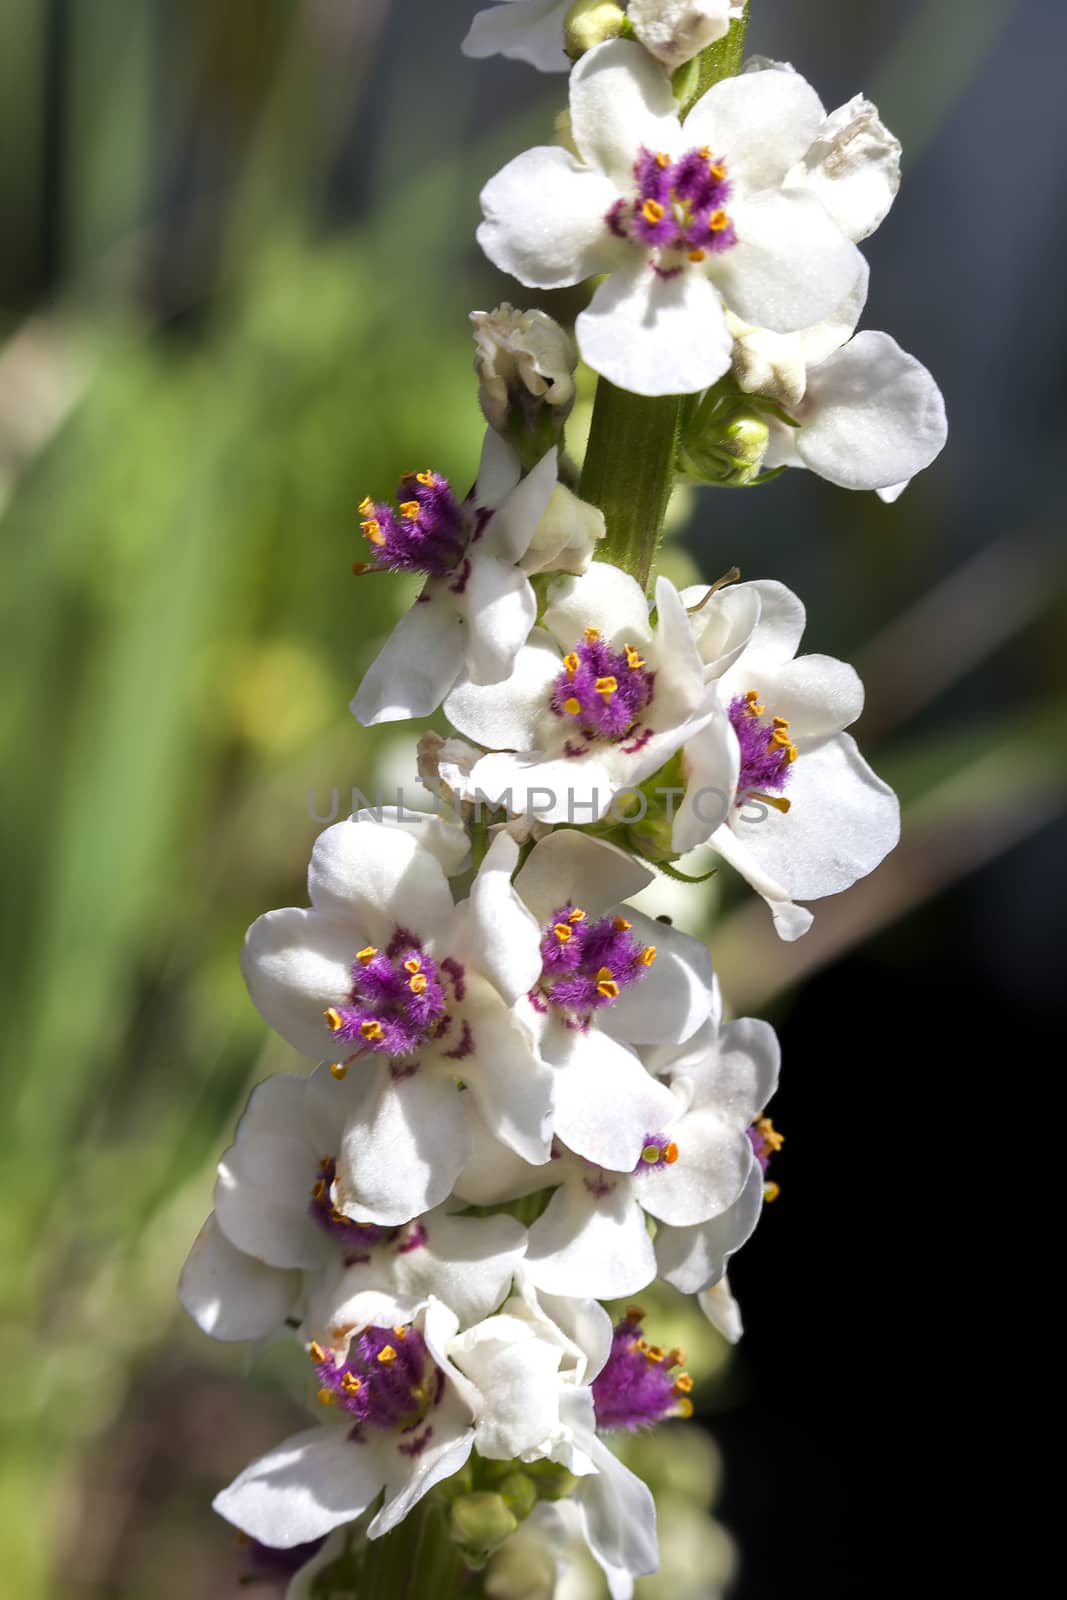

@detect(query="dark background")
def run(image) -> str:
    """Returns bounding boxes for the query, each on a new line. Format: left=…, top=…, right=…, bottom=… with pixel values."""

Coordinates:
left=1, top=2, right=1063, bottom=1595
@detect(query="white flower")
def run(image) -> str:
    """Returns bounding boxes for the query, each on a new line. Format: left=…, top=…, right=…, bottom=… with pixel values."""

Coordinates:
left=214, top=1298, right=476, bottom=1547
left=239, top=812, right=554, bottom=1223
left=675, top=579, right=900, bottom=939
left=444, top=562, right=720, bottom=835
left=472, top=303, right=578, bottom=432
left=478, top=41, right=865, bottom=395
left=698, top=1275, right=743, bottom=1344
left=520, top=485, right=606, bottom=576
left=629, top=1, right=742, bottom=70
left=352, top=431, right=560, bottom=726
left=463, top=0, right=572, bottom=73
left=179, top=1067, right=526, bottom=1346
left=730, top=265, right=947, bottom=497
left=457, top=974, right=777, bottom=1299
left=431, top=1279, right=659, bottom=1581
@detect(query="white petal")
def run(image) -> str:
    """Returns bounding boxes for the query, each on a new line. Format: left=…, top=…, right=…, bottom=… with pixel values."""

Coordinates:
left=877, top=479, right=910, bottom=505
left=711, top=191, right=864, bottom=334
left=687, top=1015, right=781, bottom=1122
left=576, top=262, right=732, bottom=397
left=636, top=1108, right=750, bottom=1227
left=472, top=426, right=522, bottom=509
left=683, top=67, right=826, bottom=192
left=797, top=331, right=948, bottom=491
left=462, top=0, right=570, bottom=73
left=478, top=147, right=624, bottom=289
left=699, top=1274, right=744, bottom=1343
left=467, top=750, right=616, bottom=825
left=655, top=1161, right=764, bottom=1293
left=444, top=631, right=559, bottom=750
left=351, top=592, right=465, bottom=725
left=650, top=577, right=711, bottom=723
left=551, top=1030, right=678, bottom=1171
left=240, top=906, right=369, bottom=1061
left=179, top=1215, right=300, bottom=1342
left=458, top=555, right=537, bottom=684
left=543, top=562, right=652, bottom=651
left=733, top=579, right=806, bottom=664
left=394, top=1210, right=527, bottom=1328
left=284, top=1528, right=350, bottom=1600
left=569, top=39, right=681, bottom=187
left=708, top=822, right=813, bottom=941
left=672, top=710, right=739, bottom=852
left=308, top=816, right=456, bottom=942
left=796, top=255, right=869, bottom=367
left=485, top=444, right=559, bottom=563
left=359, top=807, right=471, bottom=879
left=536, top=1290, right=614, bottom=1381
left=214, top=1427, right=381, bottom=1547
left=577, top=1437, right=659, bottom=1580
left=217, top=1129, right=328, bottom=1270
left=681, top=579, right=761, bottom=679
left=526, top=1181, right=656, bottom=1298
left=746, top=652, right=865, bottom=739
left=464, top=831, right=543, bottom=1003
left=599, top=909, right=714, bottom=1045
left=454, top=1106, right=550, bottom=1206
left=515, top=831, right=653, bottom=926
left=726, top=731, right=899, bottom=902
left=335, top=1064, right=472, bottom=1226
left=784, top=94, right=901, bottom=242
left=371, top=1392, right=475, bottom=1538
left=449, top=1318, right=568, bottom=1461
left=456, top=978, right=555, bottom=1164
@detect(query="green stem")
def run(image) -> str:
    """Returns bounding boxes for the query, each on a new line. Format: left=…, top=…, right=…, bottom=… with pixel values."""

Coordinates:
left=350, top=1499, right=467, bottom=1600
left=577, top=3, right=752, bottom=593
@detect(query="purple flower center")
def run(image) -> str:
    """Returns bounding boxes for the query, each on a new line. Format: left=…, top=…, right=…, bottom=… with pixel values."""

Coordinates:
left=607, top=145, right=737, bottom=277
left=631, top=1132, right=680, bottom=1174
left=728, top=690, right=798, bottom=809
left=549, top=629, right=655, bottom=752
left=325, top=930, right=466, bottom=1059
left=747, top=1114, right=783, bottom=1201
left=359, top=470, right=467, bottom=579
left=312, top=1324, right=444, bottom=1442
left=533, top=903, right=656, bottom=1022
left=592, top=1311, right=693, bottom=1431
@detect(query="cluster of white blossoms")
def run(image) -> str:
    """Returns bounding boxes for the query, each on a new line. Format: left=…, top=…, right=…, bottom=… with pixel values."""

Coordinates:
left=181, top=6, right=943, bottom=1596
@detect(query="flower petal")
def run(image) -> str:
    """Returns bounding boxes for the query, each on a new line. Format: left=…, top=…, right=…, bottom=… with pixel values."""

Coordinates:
left=730, top=651, right=864, bottom=739
left=569, top=39, right=682, bottom=187
left=684, top=66, right=825, bottom=191
left=711, top=190, right=864, bottom=334
left=637, top=1107, right=750, bottom=1227
left=526, top=1181, right=656, bottom=1298
left=699, top=1274, right=744, bottom=1344
left=444, top=630, right=559, bottom=750
left=393, top=1210, right=527, bottom=1328
left=784, top=94, right=901, bottom=243
left=308, top=816, right=456, bottom=944
left=462, top=831, right=543, bottom=1003
left=672, top=709, right=739, bottom=852
left=708, top=822, right=814, bottom=941
left=577, top=262, right=732, bottom=397
left=334, top=1062, right=472, bottom=1226
left=550, top=1029, right=678, bottom=1171
left=515, top=831, right=653, bottom=926
left=478, top=146, right=624, bottom=289
left=455, top=977, right=555, bottom=1164
left=484, top=443, right=559, bottom=563
left=240, top=906, right=369, bottom=1061
left=655, top=1161, right=764, bottom=1293
left=458, top=555, right=537, bottom=684
left=577, top=1436, right=659, bottom=1580
left=217, top=1126, right=329, bottom=1270
left=796, top=331, right=948, bottom=491
left=351, top=592, right=465, bottom=725
left=543, top=562, right=652, bottom=651
left=179, top=1215, right=301, bottom=1342
left=599, top=908, right=714, bottom=1045
left=371, top=1390, right=475, bottom=1537
left=462, top=0, right=570, bottom=73
left=214, top=1427, right=382, bottom=1548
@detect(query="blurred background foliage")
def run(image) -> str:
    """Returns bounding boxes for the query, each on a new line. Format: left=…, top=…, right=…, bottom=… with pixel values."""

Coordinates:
left=0, top=1, right=1063, bottom=1595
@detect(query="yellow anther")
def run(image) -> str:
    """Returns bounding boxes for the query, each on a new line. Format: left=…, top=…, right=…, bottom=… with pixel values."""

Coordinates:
left=564, top=696, right=582, bottom=716
left=624, top=644, right=645, bottom=670
left=688, top=249, right=707, bottom=263
left=641, top=1143, right=662, bottom=1164
left=317, top=1388, right=336, bottom=1406
left=320, top=1157, right=333, bottom=1171
left=399, top=500, right=421, bottom=520
left=311, top=1178, right=327, bottom=1202
left=309, top=1342, right=326, bottom=1363
left=584, top=626, right=601, bottom=643
left=663, top=1141, right=679, bottom=1164
left=755, top=1116, right=784, bottom=1152
left=416, top=471, right=434, bottom=486
left=324, top=1008, right=344, bottom=1032
left=377, top=1345, right=398, bottom=1364
left=360, top=1019, right=384, bottom=1041
left=554, top=923, right=574, bottom=944
left=329, top=1207, right=349, bottom=1225
left=744, top=688, right=765, bottom=716
left=709, top=209, right=730, bottom=232
left=404, top=957, right=422, bottom=974
left=769, top=729, right=795, bottom=749
left=361, top=519, right=385, bottom=546
left=764, top=1181, right=781, bottom=1203
left=697, top=146, right=712, bottom=160
left=636, top=1338, right=648, bottom=1352
left=748, top=790, right=792, bottom=814
left=341, top=1373, right=362, bottom=1395
left=642, top=198, right=665, bottom=223
left=676, top=1396, right=694, bottom=1419
left=595, top=675, right=618, bottom=698
left=638, top=946, right=657, bottom=967
left=772, top=716, right=790, bottom=729
left=563, top=652, right=580, bottom=677
left=329, top=1062, right=348, bottom=1080
left=596, top=967, right=620, bottom=1000
left=625, top=1305, right=646, bottom=1324
left=709, top=162, right=726, bottom=181
left=393, top=1326, right=408, bottom=1340
left=357, top=946, right=379, bottom=965
left=358, top=496, right=375, bottom=517
left=409, top=973, right=428, bottom=994
left=645, top=1345, right=665, bottom=1364
left=655, top=151, right=670, bottom=168
left=674, top=1372, right=694, bottom=1394
left=568, top=907, right=587, bottom=923
left=613, top=917, right=631, bottom=932
left=666, top=1347, right=685, bottom=1369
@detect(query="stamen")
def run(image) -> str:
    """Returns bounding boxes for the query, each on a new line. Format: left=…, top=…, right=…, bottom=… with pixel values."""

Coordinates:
left=399, top=501, right=421, bottom=520
left=357, top=946, right=378, bottom=965
left=747, top=791, right=792, bottom=814
left=404, top=957, right=422, bottom=973
left=709, top=209, right=730, bottom=232
left=360, top=1019, right=384, bottom=1041
left=655, top=151, right=670, bottom=168
left=709, top=162, right=726, bottom=181
left=641, top=1143, right=662, bottom=1164
left=666, top=1347, right=685, bottom=1368
left=645, top=1345, right=665, bottom=1364
left=393, top=1326, right=408, bottom=1340
left=415, top=471, right=434, bottom=486
left=361, top=519, right=385, bottom=546
left=688, top=249, right=706, bottom=262
left=568, top=908, right=586, bottom=923
left=663, top=1141, right=679, bottom=1164
left=625, top=1306, right=646, bottom=1324
left=376, top=1345, right=398, bottom=1364
left=595, top=675, right=618, bottom=698
left=584, top=626, right=601, bottom=643
left=596, top=967, right=620, bottom=999
left=642, top=199, right=665, bottom=223
left=563, top=696, right=582, bottom=716
left=553, top=923, right=574, bottom=943
left=358, top=497, right=375, bottom=517
left=613, top=917, right=631, bottom=931
left=764, top=1181, right=781, bottom=1203
left=324, top=1008, right=343, bottom=1032
left=772, top=716, right=790, bottom=729
left=317, top=1388, right=336, bottom=1406
left=409, top=973, right=428, bottom=994
left=638, top=946, right=657, bottom=966
left=624, top=644, right=645, bottom=670
left=311, top=1178, right=327, bottom=1202
left=329, top=1062, right=348, bottom=1080
left=341, top=1373, right=362, bottom=1395
left=563, top=652, right=580, bottom=677
left=674, top=1373, right=693, bottom=1394
left=676, top=1396, right=694, bottom=1419
left=309, top=1342, right=326, bottom=1363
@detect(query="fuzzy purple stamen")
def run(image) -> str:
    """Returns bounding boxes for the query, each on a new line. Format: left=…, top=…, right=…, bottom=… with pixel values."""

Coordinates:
left=747, top=1115, right=783, bottom=1174
left=592, top=1315, right=691, bottom=1432
left=728, top=692, right=796, bottom=800
left=360, top=470, right=466, bottom=578
left=608, top=145, right=737, bottom=265
left=327, top=937, right=457, bottom=1057
left=549, top=634, right=655, bottom=745
left=536, top=904, right=655, bottom=1019
left=309, top=1157, right=395, bottom=1258
left=313, top=1324, right=444, bottom=1436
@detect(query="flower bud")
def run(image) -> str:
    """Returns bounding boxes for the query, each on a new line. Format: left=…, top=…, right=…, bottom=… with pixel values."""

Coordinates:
left=679, top=403, right=770, bottom=488
left=629, top=0, right=742, bottom=69
left=450, top=1491, right=520, bottom=1564
left=471, top=305, right=578, bottom=467
left=564, top=1, right=627, bottom=59
left=523, top=1460, right=579, bottom=1501
left=496, top=1471, right=539, bottom=1522
left=520, top=483, right=605, bottom=576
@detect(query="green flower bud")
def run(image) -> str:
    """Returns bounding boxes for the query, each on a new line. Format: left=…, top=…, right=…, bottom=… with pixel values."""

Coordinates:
left=450, top=1491, right=519, bottom=1561
left=497, top=1471, right=539, bottom=1522
left=524, top=1459, right=580, bottom=1501
left=679, top=403, right=771, bottom=487
left=564, top=1, right=627, bottom=58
